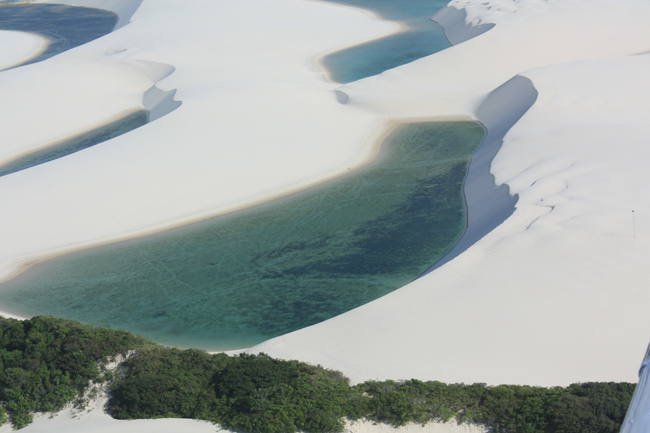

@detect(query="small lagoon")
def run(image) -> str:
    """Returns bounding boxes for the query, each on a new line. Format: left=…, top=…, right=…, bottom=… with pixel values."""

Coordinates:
left=322, top=0, right=450, bottom=83
left=0, top=122, right=485, bottom=349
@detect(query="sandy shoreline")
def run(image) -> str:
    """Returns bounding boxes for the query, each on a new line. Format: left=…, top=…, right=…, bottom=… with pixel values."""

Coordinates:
left=0, top=113, right=476, bottom=331
left=0, top=112, right=472, bottom=293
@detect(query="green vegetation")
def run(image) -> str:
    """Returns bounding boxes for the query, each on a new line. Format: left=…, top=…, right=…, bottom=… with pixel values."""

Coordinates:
left=110, top=349, right=635, bottom=433
left=0, top=316, right=150, bottom=428
left=109, top=350, right=352, bottom=433
left=0, top=316, right=636, bottom=433
left=351, top=380, right=634, bottom=433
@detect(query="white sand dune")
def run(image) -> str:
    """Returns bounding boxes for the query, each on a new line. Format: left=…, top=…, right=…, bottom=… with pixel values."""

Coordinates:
left=0, top=30, right=48, bottom=71
left=1, top=0, right=649, bottom=431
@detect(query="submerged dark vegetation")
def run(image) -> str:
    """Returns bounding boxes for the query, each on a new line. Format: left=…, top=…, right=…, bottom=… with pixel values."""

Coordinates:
left=0, top=316, right=635, bottom=432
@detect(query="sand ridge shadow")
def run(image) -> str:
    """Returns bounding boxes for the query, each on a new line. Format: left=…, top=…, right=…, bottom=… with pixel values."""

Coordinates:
left=421, top=75, right=538, bottom=276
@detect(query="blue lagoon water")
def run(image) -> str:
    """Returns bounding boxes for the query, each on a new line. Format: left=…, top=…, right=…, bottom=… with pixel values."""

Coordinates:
left=322, top=0, right=450, bottom=83
left=0, top=122, right=485, bottom=349
left=0, top=3, right=117, bottom=68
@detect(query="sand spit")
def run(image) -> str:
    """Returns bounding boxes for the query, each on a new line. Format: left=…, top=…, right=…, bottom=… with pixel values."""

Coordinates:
left=0, top=30, right=48, bottom=71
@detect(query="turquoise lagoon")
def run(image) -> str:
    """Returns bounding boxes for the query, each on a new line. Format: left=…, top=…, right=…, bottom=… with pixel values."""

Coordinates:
left=0, top=122, right=485, bottom=349
left=322, top=0, right=450, bottom=83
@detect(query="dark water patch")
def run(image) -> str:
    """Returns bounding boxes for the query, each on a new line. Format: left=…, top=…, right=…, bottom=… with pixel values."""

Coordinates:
left=322, top=0, right=450, bottom=83
left=0, top=110, right=148, bottom=177
left=0, top=122, right=484, bottom=350
left=0, top=3, right=117, bottom=68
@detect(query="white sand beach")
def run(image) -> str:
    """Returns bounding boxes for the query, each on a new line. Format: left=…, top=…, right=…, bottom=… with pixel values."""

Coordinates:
left=1, top=0, right=649, bottom=431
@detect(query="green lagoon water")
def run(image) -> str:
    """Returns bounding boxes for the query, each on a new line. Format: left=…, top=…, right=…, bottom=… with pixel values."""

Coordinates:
left=0, top=3, right=117, bottom=68
left=322, top=0, right=450, bottom=83
left=0, top=122, right=485, bottom=349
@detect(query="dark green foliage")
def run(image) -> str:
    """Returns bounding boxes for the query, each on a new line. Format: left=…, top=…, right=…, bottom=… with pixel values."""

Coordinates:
left=0, top=316, right=149, bottom=429
left=0, top=316, right=636, bottom=433
left=353, top=379, right=481, bottom=425
left=109, top=346, right=228, bottom=421
left=547, top=383, right=635, bottom=433
left=348, top=380, right=635, bottom=433
left=109, top=346, right=635, bottom=433
left=109, top=351, right=353, bottom=433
